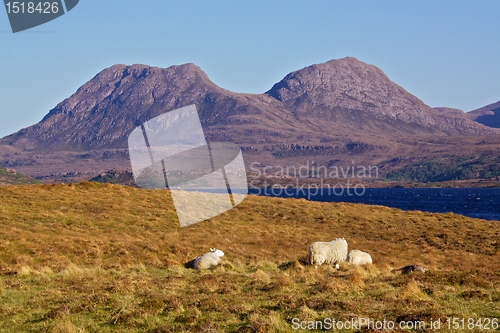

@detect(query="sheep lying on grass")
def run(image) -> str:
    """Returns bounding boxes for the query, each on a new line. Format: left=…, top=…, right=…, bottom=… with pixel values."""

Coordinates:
left=193, top=248, right=225, bottom=270
left=347, top=250, right=372, bottom=266
left=308, top=238, right=348, bottom=268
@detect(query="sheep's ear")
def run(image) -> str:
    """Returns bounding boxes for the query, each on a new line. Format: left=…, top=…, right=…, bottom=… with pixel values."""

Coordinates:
left=210, top=248, right=215, bottom=252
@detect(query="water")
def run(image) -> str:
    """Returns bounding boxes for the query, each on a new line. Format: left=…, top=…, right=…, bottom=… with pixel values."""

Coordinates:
left=249, top=188, right=500, bottom=221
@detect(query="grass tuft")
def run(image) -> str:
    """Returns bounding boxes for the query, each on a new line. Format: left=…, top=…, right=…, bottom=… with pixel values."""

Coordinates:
left=401, top=279, right=430, bottom=301
left=349, top=267, right=366, bottom=290
left=47, top=320, right=83, bottom=333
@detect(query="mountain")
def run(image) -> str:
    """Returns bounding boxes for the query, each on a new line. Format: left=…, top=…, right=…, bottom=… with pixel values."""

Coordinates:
left=1, top=63, right=309, bottom=152
left=467, top=100, right=500, bottom=128
left=2, top=58, right=495, bottom=151
left=1, top=57, right=499, bottom=183
left=265, top=58, right=495, bottom=135
left=2, top=63, right=231, bottom=151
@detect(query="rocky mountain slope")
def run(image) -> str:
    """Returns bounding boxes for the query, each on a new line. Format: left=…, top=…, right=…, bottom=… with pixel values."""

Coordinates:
left=2, top=58, right=496, bottom=151
left=0, top=57, right=499, bottom=183
left=434, top=107, right=466, bottom=116
left=0, top=63, right=304, bottom=152
left=467, top=100, right=500, bottom=128
left=266, top=58, right=494, bottom=135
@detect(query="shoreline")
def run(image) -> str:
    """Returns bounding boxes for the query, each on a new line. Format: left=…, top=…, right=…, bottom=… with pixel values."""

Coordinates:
left=248, top=177, right=500, bottom=189
left=248, top=187, right=500, bottom=222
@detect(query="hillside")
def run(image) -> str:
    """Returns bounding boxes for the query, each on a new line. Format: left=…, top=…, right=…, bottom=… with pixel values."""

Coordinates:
left=0, top=167, right=39, bottom=185
left=0, top=183, right=498, bottom=332
left=434, top=107, right=466, bottom=116
left=265, top=58, right=492, bottom=135
left=468, top=100, right=500, bottom=128
left=0, top=63, right=297, bottom=151
left=1, top=58, right=500, bottom=184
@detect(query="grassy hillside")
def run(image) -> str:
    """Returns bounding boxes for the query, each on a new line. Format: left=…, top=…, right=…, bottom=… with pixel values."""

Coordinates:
left=0, top=183, right=498, bottom=332
left=0, top=167, right=40, bottom=185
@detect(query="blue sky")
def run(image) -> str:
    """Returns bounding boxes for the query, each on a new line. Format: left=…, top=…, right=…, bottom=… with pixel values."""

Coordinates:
left=1, top=0, right=499, bottom=138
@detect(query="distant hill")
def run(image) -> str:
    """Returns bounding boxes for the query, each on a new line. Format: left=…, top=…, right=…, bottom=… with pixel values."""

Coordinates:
left=90, top=169, right=135, bottom=186
left=0, top=57, right=499, bottom=183
left=467, top=100, right=500, bottom=128
left=0, top=167, right=39, bottom=185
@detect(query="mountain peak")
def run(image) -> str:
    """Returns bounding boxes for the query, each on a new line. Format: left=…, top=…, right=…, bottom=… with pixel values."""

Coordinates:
left=265, top=57, right=389, bottom=103
left=264, top=57, right=496, bottom=135
left=323, top=56, right=372, bottom=67
left=91, top=63, right=209, bottom=85
left=6, top=62, right=220, bottom=150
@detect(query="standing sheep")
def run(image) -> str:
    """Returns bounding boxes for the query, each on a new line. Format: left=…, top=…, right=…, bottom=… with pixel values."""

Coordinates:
left=347, top=250, right=372, bottom=265
left=308, top=238, right=348, bottom=267
left=193, top=248, right=225, bottom=270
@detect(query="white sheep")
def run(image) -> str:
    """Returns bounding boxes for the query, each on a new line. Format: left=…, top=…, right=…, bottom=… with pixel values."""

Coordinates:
left=347, top=249, right=372, bottom=265
left=193, top=248, right=225, bottom=270
left=308, top=238, right=348, bottom=267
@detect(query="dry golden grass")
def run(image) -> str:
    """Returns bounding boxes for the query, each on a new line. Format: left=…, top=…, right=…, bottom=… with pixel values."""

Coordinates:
left=0, top=182, right=498, bottom=332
